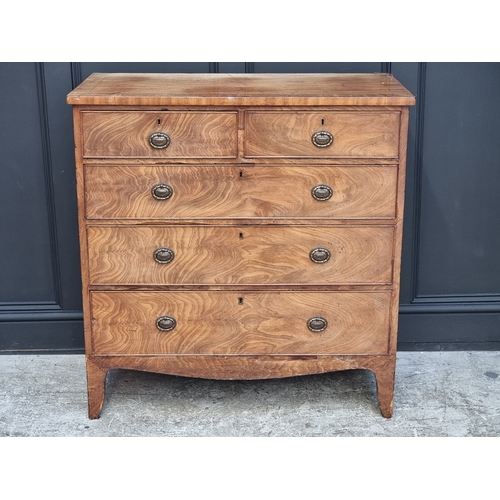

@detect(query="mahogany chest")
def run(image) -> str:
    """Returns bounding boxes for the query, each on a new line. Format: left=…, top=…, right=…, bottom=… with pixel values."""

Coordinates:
left=67, top=73, right=415, bottom=418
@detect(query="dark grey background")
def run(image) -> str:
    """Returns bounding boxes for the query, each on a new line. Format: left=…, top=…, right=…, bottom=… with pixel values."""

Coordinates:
left=1, top=62, right=499, bottom=352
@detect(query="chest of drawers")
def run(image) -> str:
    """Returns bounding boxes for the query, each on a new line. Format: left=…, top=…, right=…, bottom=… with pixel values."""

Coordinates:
left=67, top=73, right=415, bottom=419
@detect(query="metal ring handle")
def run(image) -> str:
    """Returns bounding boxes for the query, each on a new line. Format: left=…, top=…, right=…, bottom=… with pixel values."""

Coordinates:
left=311, top=184, right=333, bottom=201
left=307, top=317, right=328, bottom=332
left=149, top=132, right=171, bottom=149
left=310, top=247, right=331, bottom=264
left=311, top=130, right=333, bottom=148
left=156, top=315, right=177, bottom=331
left=153, top=247, right=175, bottom=264
left=151, top=183, right=173, bottom=200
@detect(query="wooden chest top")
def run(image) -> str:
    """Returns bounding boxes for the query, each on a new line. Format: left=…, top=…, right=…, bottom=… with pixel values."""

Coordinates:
left=67, top=73, right=415, bottom=106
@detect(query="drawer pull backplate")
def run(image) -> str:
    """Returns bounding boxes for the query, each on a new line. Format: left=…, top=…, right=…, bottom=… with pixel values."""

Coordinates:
left=307, top=316, right=328, bottom=332
left=153, top=247, right=175, bottom=264
left=156, top=315, right=177, bottom=331
left=311, top=130, right=334, bottom=148
left=149, top=132, right=171, bottom=149
left=311, top=184, right=333, bottom=201
left=151, top=183, right=173, bottom=200
left=310, top=247, right=331, bottom=264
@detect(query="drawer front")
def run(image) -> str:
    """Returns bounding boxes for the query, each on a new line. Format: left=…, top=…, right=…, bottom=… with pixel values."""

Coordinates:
left=244, top=111, right=400, bottom=158
left=91, top=291, right=391, bottom=355
left=87, top=225, right=393, bottom=285
left=82, top=111, right=238, bottom=158
left=85, top=165, right=397, bottom=220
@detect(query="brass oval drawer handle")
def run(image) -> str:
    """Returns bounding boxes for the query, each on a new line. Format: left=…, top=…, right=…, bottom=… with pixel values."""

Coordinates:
left=311, top=130, right=333, bottom=148
left=153, top=247, right=175, bottom=264
left=151, top=183, right=173, bottom=200
left=149, top=132, right=171, bottom=149
left=307, top=316, right=328, bottom=332
left=310, top=247, right=330, bottom=264
left=311, top=184, right=333, bottom=201
left=156, top=315, right=177, bottom=331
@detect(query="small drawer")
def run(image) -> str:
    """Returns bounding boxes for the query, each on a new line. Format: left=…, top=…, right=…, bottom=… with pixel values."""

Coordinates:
left=87, top=225, right=394, bottom=285
left=81, top=111, right=238, bottom=158
left=90, top=291, right=391, bottom=355
left=85, top=165, right=398, bottom=220
left=244, top=111, right=400, bottom=158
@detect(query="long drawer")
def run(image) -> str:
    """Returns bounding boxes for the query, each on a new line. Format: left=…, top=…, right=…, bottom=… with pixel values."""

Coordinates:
left=82, top=111, right=238, bottom=158
left=85, top=165, right=398, bottom=220
left=90, top=291, right=392, bottom=355
left=244, top=111, right=400, bottom=158
left=87, top=225, right=394, bottom=285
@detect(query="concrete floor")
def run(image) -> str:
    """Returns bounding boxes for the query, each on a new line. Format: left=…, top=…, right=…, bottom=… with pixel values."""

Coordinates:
left=0, top=352, right=498, bottom=437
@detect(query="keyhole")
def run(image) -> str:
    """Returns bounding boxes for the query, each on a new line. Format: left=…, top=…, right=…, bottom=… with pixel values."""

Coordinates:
left=238, top=297, right=244, bottom=305
left=157, top=118, right=161, bottom=125
left=321, top=118, right=325, bottom=125
left=239, top=232, right=244, bottom=239
left=239, top=170, right=243, bottom=178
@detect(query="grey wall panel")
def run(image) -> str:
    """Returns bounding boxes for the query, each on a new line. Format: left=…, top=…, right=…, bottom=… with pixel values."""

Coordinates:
left=393, top=63, right=500, bottom=348
left=417, top=63, right=500, bottom=298
left=0, top=318, right=84, bottom=353
left=399, top=311, right=500, bottom=349
left=218, top=62, right=246, bottom=73
left=43, top=63, right=83, bottom=310
left=251, top=62, right=386, bottom=73
left=0, top=63, right=84, bottom=352
left=0, top=63, right=56, bottom=305
left=391, top=62, right=420, bottom=306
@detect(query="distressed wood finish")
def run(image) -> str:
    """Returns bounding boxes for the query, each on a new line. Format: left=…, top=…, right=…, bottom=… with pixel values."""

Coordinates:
left=244, top=111, right=401, bottom=158
left=91, top=291, right=391, bottom=356
left=82, top=111, right=238, bottom=158
left=87, top=225, right=394, bottom=285
left=85, top=165, right=398, bottom=220
left=68, top=73, right=414, bottom=419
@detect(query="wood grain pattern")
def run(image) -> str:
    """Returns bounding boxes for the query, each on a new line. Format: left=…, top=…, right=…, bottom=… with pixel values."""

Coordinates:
left=72, top=107, right=95, bottom=357
left=85, top=165, right=398, bottom=220
left=87, top=225, right=394, bottom=285
left=86, top=358, right=108, bottom=419
left=371, top=356, right=396, bottom=417
left=91, top=291, right=391, bottom=356
left=82, top=111, right=238, bottom=158
left=388, top=108, right=410, bottom=357
left=83, top=157, right=400, bottom=166
left=90, top=352, right=391, bottom=381
left=88, top=353, right=396, bottom=417
left=67, top=73, right=416, bottom=106
left=245, top=111, right=400, bottom=158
